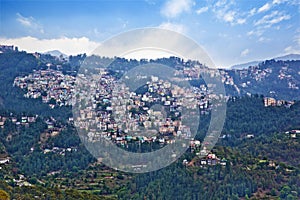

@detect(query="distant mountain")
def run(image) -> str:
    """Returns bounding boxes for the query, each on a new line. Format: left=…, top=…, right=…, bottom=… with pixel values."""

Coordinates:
left=274, top=53, right=300, bottom=61
left=230, top=54, right=300, bottom=70
left=44, top=50, right=68, bottom=58
left=231, top=61, right=261, bottom=70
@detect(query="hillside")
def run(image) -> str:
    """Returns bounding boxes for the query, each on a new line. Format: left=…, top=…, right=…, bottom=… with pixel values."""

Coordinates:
left=230, top=54, right=300, bottom=70
left=224, top=59, right=300, bottom=100
left=0, top=50, right=299, bottom=199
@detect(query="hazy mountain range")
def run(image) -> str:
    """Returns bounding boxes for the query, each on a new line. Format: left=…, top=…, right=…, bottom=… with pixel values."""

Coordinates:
left=44, top=50, right=68, bottom=58
left=43, top=50, right=300, bottom=70
left=230, top=54, right=300, bottom=70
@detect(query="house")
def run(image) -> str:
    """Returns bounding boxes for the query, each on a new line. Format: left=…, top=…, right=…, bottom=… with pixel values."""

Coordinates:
left=264, top=97, right=276, bottom=107
left=182, top=159, right=189, bottom=165
left=125, top=135, right=133, bottom=141
left=0, top=158, right=9, bottom=164
left=21, top=116, right=27, bottom=123
left=268, top=161, right=276, bottom=167
left=246, top=134, right=255, bottom=139
left=194, top=140, right=201, bottom=147
left=200, top=149, right=208, bottom=156
left=27, top=116, right=36, bottom=123
left=207, top=153, right=216, bottom=159
left=291, top=130, right=300, bottom=134
left=46, top=122, right=54, bottom=129
left=286, top=130, right=299, bottom=138
left=158, top=138, right=165, bottom=143
left=200, top=159, right=207, bottom=165
left=220, top=158, right=227, bottom=166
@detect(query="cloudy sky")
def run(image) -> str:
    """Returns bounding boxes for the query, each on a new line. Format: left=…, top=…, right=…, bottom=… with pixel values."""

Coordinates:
left=0, top=0, right=299, bottom=67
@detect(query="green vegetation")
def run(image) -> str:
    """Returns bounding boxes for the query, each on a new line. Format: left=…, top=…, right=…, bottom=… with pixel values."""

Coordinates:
left=0, top=51, right=299, bottom=199
left=0, top=96, right=298, bottom=199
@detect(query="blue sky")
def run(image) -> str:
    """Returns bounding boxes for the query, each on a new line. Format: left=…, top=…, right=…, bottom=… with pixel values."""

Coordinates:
left=0, top=0, right=299, bottom=67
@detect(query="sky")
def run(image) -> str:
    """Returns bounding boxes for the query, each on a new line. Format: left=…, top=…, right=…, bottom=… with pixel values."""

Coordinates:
left=0, top=0, right=299, bottom=68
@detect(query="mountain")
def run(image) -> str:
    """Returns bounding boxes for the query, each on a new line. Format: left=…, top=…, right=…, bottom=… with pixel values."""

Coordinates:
left=230, top=54, right=300, bottom=70
left=0, top=49, right=300, bottom=199
left=44, top=50, right=68, bottom=58
left=274, top=53, right=300, bottom=61
left=230, top=61, right=261, bottom=70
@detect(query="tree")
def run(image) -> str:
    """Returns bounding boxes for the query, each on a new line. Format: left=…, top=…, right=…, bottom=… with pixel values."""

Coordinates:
left=280, top=185, right=291, bottom=199
left=0, top=189, right=10, bottom=200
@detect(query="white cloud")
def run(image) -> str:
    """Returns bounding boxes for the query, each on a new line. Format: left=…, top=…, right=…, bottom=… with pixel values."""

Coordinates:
left=284, top=34, right=300, bottom=54
left=249, top=8, right=256, bottom=16
left=258, top=37, right=264, bottom=42
left=257, top=3, right=272, bottom=13
left=248, top=10, right=291, bottom=39
left=246, top=30, right=254, bottom=36
left=16, top=13, right=44, bottom=34
left=284, top=46, right=300, bottom=54
left=210, top=0, right=247, bottom=25
left=196, top=6, right=208, bottom=15
left=248, top=0, right=288, bottom=19
left=240, top=48, right=250, bottom=57
left=0, top=36, right=99, bottom=55
left=16, top=13, right=32, bottom=27
left=272, top=0, right=287, bottom=5
left=161, top=0, right=194, bottom=18
left=258, top=37, right=270, bottom=42
left=159, top=22, right=187, bottom=34
left=254, top=11, right=290, bottom=27
left=223, top=11, right=236, bottom=23
left=236, top=18, right=246, bottom=25
left=215, top=0, right=227, bottom=7
left=284, top=46, right=293, bottom=53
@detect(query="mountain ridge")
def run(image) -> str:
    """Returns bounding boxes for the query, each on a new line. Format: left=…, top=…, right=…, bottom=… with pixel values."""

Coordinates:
left=44, top=50, right=68, bottom=58
left=230, top=53, right=300, bottom=70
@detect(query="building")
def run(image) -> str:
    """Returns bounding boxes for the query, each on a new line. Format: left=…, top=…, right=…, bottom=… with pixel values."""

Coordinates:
left=264, top=97, right=276, bottom=107
left=0, top=158, right=9, bottom=164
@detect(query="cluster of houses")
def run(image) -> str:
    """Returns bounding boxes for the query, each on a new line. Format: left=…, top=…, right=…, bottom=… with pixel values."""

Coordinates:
left=189, top=139, right=201, bottom=153
left=219, top=63, right=299, bottom=95
left=42, top=146, right=78, bottom=155
left=219, top=70, right=234, bottom=85
left=183, top=152, right=228, bottom=167
left=0, top=113, right=68, bottom=153
left=12, top=59, right=227, bottom=149
left=10, top=60, right=229, bottom=151
left=199, top=153, right=228, bottom=166
left=278, top=66, right=298, bottom=89
left=39, top=118, right=65, bottom=147
left=12, top=174, right=32, bottom=187
left=0, top=115, right=37, bottom=129
left=13, top=69, right=75, bottom=108
left=186, top=136, right=228, bottom=167
left=263, top=97, right=295, bottom=107
left=73, top=66, right=213, bottom=146
left=234, top=65, right=273, bottom=83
